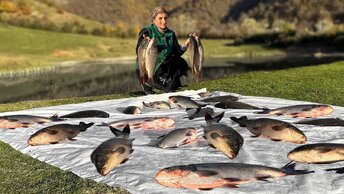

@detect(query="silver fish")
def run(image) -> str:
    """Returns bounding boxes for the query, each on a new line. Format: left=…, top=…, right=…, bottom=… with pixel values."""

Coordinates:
left=230, top=116, right=306, bottom=143
left=28, top=122, right=94, bottom=146
left=255, top=104, right=334, bottom=118
left=294, top=117, right=344, bottom=126
left=137, top=38, right=150, bottom=84
left=145, top=38, right=157, bottom=85
left=188, top=35, right=204, bottom=82
left=168, top=95, right=203, bottom=109
left=143, top=101, right=171, bottom=110
left=156, top=127, right=198, bottom=148
left=0, top=114, right=64, bottom=129
left=156, top=162, right=312, bottom=190
left=203, top=123, right=243, bottom=159
left=123, top=106, right=142, bottom=115
left=60, top=110, right=109, bottom=118
left=288, top=143, right=344, bottom=164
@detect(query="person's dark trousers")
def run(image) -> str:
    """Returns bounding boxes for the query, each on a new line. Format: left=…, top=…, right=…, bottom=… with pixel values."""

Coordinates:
left=135, top=56, right=188, bottom=93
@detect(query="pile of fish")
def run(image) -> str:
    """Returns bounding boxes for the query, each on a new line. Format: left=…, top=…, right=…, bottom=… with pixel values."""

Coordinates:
left=1, top=90, right=343, bottom=192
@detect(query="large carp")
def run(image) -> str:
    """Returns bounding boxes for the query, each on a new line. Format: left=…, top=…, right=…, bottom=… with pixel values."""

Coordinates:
left=60, top=110, right=109, bottom=118
left=255, top=104, right=333, bottom=118
left=156, top=162, right=312, bottom=190
left=145, top=38, right=157, bottom=85
left=0, top=114, right=64, bottom=129
left=230, top=116, right=306, bottom=143
left=91, top=124, right=134, bottom=176
left=188, top=34, right=204, bottom=82
left=137, top=38, right=150, bottom=84
left=28, top=122, right=94, bottom=146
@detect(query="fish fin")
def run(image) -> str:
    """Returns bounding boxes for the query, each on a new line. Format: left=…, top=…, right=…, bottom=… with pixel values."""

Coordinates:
left=130, top=149, right=134, bottom=154
left=255, top=108, right=270, bottom=114
left=109, top=124, right=130, bottom=138
left=250, top=135, right=260, bottom=138
left=157, top=134, right=165, bottom=139
left=224, top=184, right=239, bottom=188
left=120, top=158, right=129, bottom=164
left=202, top=135, right=207, bottom=140
left=114, top=147, right=126, bottom=154
left=139, top=76, right=145, bottom=85
left=281, top=162, right=314, bottom=175
left=198, top=188, right=213, bottom=191
left=142, top=101, right=149, bottom=107
left=275, top=113, right=283, bottom=116
left=223, top=178, right=242, bottom=182
left=50, top=142, right=59, bottom=144
left=256, top=176, right=271, bottom=181
left=210, top=132, right=222, bottom=139
left=22, top=125, right=29, bottom=128
left=195, top=170, right=218, bottom=177
left=325, top=167, right=344, bottom=174
left=47, top=129, right=58, bottom=135
left=68, top=138, right=77, bottom=141
left=186, top=108, right=199, bottom=120
left=8, top=128, right=16, bottom=130
left=271, top=139, right=281, bottom=142
left=229, top=116, right=247, bottom=127
left=301, top=108, right=312, bottom=111
left=79, top=122, right=94, bottom=131
left=208, top=144, right=216, bottom=149
left=315, top=147, right=332, bottom=153
left=272, top=125, right=285, bottom=131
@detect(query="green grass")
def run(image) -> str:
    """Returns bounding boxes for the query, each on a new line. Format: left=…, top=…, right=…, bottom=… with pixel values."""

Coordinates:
left=0, top=61, right=343, bottom=193
left=0, top=24, right=285, bottom=73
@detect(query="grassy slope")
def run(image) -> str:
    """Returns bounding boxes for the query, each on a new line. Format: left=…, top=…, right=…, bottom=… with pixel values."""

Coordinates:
left=0, top=24, right=285, bottom=72
left=0, top=61, right=343, bottom=193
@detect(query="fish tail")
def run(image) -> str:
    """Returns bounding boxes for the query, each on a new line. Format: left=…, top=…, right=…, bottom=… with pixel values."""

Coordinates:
left=229, top=116, right=247, bottom=127
left=142, top=101, right=149, bottom=107
left=255, top=108, right=270, bottom=114
left=109, top=124, right=130, bottom=138
left=186, top=108, right=199, bottom=120
left=50, top=114, right=65, bottom=121
left=146, top=77, right=154, bottom=86
left=281, top=162, right=314, bottom=175
left=205, top=112, right=224, bottom=125
left=79, top=122, right=94, bottom=131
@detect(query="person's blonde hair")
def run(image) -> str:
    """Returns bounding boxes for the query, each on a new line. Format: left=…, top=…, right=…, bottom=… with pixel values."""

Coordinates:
left=151, top=6, right=168, bottom=20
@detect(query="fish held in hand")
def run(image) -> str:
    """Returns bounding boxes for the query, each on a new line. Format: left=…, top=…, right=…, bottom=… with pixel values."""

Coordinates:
left=288, top=143, right=344, bottom=164
left=60, top=110, right=110, bottom=118
left=156, top=162, right=312, bottom=190
left=0, top=114, right=64, bottom=129
left=255, top=104, right=333, bottom=118
left=145, top=38, right=158, bottom=85
left=91, top=126, right=134, bottom=176
left=28, top=122, right=94, bottom=146
left=188, top=34, right=204, bottom=82
left=143, top=101, right=171, bottom=110
left=230, top=116, right=306, bottom=143
left=137, top=38, right=150, bottom=85
left=203, top=124, right=243, bottom=159
left=156, top=127, right=198, bottom=148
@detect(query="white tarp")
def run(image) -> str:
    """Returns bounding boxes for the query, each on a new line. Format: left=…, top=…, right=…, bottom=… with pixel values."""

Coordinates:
left=0, top=88, right=343, bottom=194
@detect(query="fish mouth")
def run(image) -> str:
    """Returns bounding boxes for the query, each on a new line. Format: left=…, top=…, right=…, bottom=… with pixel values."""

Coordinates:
left=100, top=168, right=110, bottom=176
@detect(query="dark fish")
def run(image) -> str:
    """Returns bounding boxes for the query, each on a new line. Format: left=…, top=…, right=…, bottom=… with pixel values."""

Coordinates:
left=288, top=143, right=344, bottom=164
left=60, top=110, right=109, bottom=118
left=255, top=104, right=333, bottom=118
left=0, top=114, right=64, bottom=129
left=230, top=116, right=306, bottom=143
left=122, top=106, right=142, bottom=115
left=215, top=101, right=261, bottom=110
left=201, top=95, right=239, bottom=103
left=188, top=34, right=204, bottom=82
left=168, top=95, right=204, bottom=109
left=143, top=101, right=171, bottom=110
left=186, top=107, right=214, bottom=120
left=28, top=122, right=94, bottom=146
left=91, top=126, right=134, bottom=176
left=203, top=123, right=243, bottom=159
left=156, top=127, right=198, bottom=148
left=156, top=162, right=312, bottom=190
left=294, top=117, right=344, bottom=126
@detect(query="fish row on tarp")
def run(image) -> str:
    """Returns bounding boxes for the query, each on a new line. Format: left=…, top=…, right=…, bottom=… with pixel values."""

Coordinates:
left=1, top=91, right=344, bottom=191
